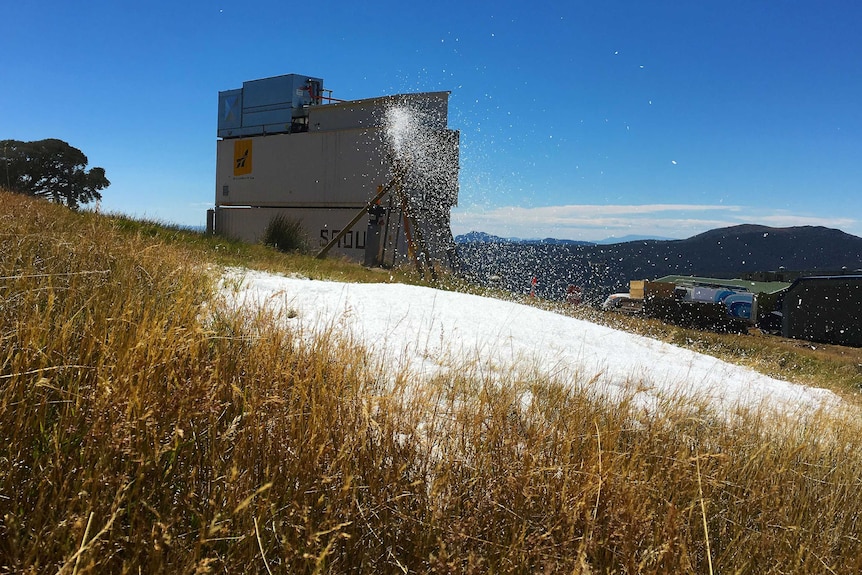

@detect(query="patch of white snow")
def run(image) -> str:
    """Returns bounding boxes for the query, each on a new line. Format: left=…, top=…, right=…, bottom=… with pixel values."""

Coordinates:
left=219, top=269, right=842, bottom=417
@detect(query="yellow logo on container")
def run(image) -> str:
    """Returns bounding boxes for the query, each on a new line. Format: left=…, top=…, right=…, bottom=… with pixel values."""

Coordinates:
left=233, top=139, right=252, bottom=176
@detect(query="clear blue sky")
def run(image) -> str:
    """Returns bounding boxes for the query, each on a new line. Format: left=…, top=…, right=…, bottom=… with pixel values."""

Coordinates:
left=4, top=1, right=861, bottom=241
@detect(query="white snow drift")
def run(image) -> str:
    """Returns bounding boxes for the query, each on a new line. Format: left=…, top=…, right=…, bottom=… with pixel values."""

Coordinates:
left=219, top=269, right=842, bottom=417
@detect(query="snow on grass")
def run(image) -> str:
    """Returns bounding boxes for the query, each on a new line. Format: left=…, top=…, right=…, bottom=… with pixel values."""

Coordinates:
left=220, top=268, right=842, bottom=417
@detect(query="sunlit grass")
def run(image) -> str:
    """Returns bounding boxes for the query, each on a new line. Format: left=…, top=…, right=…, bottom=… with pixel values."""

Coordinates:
left=3, top=190, right=862, bottom=573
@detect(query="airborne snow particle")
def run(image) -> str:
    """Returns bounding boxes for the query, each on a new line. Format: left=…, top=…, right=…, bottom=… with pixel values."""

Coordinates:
left=671, top=160, right=677, bottom=165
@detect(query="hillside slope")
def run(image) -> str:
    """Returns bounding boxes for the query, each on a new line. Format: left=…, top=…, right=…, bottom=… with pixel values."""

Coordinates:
left=5, top=191, right=862, bottom=573
left=456, top=224, right=862, bottom=300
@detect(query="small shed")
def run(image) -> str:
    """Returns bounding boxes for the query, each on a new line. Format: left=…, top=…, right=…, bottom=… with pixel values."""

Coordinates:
left=781, top=275, right=862, bottom=347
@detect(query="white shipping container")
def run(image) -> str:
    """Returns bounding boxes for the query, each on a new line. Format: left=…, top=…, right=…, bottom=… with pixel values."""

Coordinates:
left=213, top=77, right=459, bottom=266
left=215, top=129, right=386, bottom=208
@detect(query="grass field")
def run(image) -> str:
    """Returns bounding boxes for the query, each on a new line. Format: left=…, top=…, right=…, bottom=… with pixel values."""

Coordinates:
left=3, top=190, right=862, bottom=574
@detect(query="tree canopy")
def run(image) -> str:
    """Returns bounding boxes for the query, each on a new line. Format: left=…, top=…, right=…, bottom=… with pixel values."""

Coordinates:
left=1, top=138, right=110, bottom=209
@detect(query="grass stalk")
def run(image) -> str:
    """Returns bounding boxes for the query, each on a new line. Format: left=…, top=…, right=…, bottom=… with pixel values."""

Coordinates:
left=254, top=516, right=274, bottom=575
left=70, top=511, right=93, bottom=575
left=696, top=453, right=714, bottom=575
left=593, top=420, right=602, bottom=522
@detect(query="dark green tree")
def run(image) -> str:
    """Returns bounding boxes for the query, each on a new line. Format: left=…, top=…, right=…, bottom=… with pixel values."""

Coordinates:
left=1, top=139, right=110, bottom=209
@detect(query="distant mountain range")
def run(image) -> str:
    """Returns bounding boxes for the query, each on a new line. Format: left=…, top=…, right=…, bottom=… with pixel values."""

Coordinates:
left=593, top=234, right=680, bottom=244
left=455, top=224, right=862, bottom=301
left=454, top=231, right=595, bottom=246
left=454, top=232, right=676, bottom=245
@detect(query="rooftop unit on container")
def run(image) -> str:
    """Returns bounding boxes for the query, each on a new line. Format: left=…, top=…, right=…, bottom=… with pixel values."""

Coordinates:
left=218, top=74, right=324, bottom=138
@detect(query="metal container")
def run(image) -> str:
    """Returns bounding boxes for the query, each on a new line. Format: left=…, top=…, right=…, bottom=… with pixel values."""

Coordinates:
left=213, top=205, right=402, bottom=261
left=214, top=77, right=459, bottom=265
left=218, top=74, right=323, bottom=138
left=215, top=129, right=387, bottom=208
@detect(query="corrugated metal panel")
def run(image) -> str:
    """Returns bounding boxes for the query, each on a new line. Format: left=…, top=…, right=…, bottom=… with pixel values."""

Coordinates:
left=215, top=129, right=387, bottom=207
left=217, top=74, right=324, bottom=138
left=308, top=92, right=450, bottom=132
left=654, top=275, right=790, bottom=295
left=214, top=206, right=412, bottom=263
left=242, top=74, right=322, bottom=111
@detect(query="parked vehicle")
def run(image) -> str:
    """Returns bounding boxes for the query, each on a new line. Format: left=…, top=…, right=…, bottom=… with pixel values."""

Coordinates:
left=604, top=278, right=761, bottom=333
left=601, top=293, right=643, bottom=313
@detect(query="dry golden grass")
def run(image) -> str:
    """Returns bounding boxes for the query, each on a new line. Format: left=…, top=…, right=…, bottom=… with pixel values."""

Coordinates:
left=3, top=190, right=862, bottom=574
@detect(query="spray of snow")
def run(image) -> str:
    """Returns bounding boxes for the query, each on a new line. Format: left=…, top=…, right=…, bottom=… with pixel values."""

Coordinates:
left=381, top=101, right=459, bottom=258
left=382, top=102, right=457, bottom=200
left=384, top=105, right=421, bottom=162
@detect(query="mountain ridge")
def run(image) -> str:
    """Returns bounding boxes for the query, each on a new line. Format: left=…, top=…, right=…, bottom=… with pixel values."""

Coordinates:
left=454, top=232, right=678, bottom=245
left=455, top=224, right=862, bottom=301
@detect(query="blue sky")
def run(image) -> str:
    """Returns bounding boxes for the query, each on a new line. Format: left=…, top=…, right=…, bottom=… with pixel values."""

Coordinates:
left=3, top=1, right=861, bottom=241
